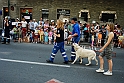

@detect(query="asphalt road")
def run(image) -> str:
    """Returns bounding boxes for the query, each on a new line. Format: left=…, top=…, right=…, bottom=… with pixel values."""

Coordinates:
left=0, top=42, right=124, bottom=83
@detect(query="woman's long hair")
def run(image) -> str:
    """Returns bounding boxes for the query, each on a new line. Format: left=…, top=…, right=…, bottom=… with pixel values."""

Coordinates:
left=56, top=19, right=64, bottom=30
left=107, top=23, right=114, bottom=32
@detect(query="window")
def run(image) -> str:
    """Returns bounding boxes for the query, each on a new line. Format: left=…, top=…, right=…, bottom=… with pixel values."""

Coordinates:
left=81, top=12, right=88, bottom=22
left=101, top=13, right=115, bottom=23
left=79, top=10, right=90, bottom=22
left=99, top=11, right=117, bottom=23
left=42, top=9, right=49, bottom=20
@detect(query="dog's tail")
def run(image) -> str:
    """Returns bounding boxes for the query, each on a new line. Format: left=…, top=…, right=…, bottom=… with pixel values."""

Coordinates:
left=92, top=53, right=96, bottom=60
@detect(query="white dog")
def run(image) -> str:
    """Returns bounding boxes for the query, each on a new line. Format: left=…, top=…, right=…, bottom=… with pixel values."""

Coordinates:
left=72, top=43, right=98, bottom=66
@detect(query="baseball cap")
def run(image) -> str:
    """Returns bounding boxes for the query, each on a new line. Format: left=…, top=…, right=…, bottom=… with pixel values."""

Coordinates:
left=16, top=18, right=19, bottom=20
left=71, top=17, right=77, bottom=21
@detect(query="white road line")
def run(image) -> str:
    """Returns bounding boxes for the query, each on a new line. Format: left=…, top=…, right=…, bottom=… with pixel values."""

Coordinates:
left=0, top=58, right=123, bottom=73
left=0, top=58, right=70, bottom=68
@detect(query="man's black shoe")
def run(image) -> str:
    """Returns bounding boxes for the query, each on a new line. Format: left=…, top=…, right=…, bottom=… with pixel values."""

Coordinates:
left=2, top=42, right=6, bottom=44
left=63, top=61, right=68, bottom=64
left=46, top=60, right=53, bottom=63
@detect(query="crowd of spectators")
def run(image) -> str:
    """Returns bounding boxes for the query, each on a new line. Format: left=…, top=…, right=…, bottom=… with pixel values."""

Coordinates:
left=9, top=17, right=124, bottom=48
left=79, top=22, right=124, bottom=48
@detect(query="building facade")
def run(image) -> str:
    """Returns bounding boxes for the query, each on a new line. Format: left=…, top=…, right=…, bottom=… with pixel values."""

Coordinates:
left=0, top=0, right=124, bottom=28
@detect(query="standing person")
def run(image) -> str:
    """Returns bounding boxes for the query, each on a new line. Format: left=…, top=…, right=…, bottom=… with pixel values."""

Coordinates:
left=44, top=20, right=49, bottom=31
left=30, top=30, right=34, bottom=43
left=68, top=17, right=80, bottom=62
left=44, top=29, right=49, bottom=44
left=33, top=19, right=38, bottom=29
left=90, top=26, right=95, bottom=47
left=50, top=21, right=56, bottom=31
left=28, top=19, right=34, bottom=31
left=12, top=25, right=18, bottom=42
left=67, top=21, right=73, bottom=35
left=101, top=25, right=106, bottom=46
left=67, top=21, right=73, bottom=44
left=96, top=23, right=114, bottom=76
left=39, top=28, right=44, bottom=44
left=46, top=19, right=68, bottom=64
left=48, top=29, right=53, bottom=44
left=97, top=31, right=102, bottom=47
left=39, top=17, right=44, bottom=27
left=91, top=32, right=95, bottom=49
left=15, top=18, right=20, bottom=28
left=34, top=27, right=39, bottom=43
left=21, top=18, right=27, bottom=39
left=83, top=23, right=89, bottom=42
left=2, top=16, right=11, bottom=44
left=18, top=26, right=22, bottom=43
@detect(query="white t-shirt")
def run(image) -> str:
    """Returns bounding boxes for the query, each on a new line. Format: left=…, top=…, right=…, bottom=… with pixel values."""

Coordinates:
left=29, top=22, right=34, bottom=30
left=34, top=22, right=38, bottom=29
left=21, top=21, right=27, bottom=27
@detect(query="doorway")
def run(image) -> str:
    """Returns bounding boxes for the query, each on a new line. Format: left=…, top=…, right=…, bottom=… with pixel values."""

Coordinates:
left=20, top=8, right=32, bottom=23
left=3, top=7, right=9, bottom=18
left=81, top=12, right=88, bottom=22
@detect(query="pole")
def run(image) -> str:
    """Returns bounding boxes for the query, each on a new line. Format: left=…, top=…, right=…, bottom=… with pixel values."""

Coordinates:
left=8, top=0, right=10, bottom=16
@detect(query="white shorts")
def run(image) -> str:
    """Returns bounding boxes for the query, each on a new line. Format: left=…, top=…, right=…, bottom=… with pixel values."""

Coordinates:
left=49, top=37, right=52, bottom=40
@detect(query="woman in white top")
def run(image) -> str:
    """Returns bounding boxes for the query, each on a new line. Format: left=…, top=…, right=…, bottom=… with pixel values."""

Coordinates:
left=21, top=18, right=27, bottom=38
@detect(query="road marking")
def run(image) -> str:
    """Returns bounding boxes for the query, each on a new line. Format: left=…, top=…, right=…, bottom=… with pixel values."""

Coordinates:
left=46, top=79, right=64, bottom=83
left=0, top=58, right=124, bottom=73
left=0, top=58, right=70, bottom=68
left=0, top=52, right=12, bottom=55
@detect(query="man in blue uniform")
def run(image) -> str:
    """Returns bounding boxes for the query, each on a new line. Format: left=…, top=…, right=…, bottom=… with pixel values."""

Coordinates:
left=68, top=17, right=80, bottom=61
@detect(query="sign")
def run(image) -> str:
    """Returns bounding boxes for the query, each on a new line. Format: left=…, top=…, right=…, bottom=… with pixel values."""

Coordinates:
left=57, top=9, right=70, bottom=16
left=12, top=22, right=17, bottom=25
left=42, top=9, right=49, bottom=14
left=0, top=10, right=2, bottom=15
left=24, top=16, right=30, bottom=19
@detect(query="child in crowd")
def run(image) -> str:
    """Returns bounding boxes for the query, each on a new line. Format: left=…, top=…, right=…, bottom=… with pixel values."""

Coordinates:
left=117, top=33, right=123, bottom=48
left=34, top=27, right=39, bottom=43
left=64, top=29, right=68, bottom=45
left=13, top=26, right=18, bottom=42
left=48, top=29, right=53, bottom=44
left=97, top=31, right=102, bottom=47
left=39, top=28, right=44, bottom=44
left=91, top=32, right=95, bottom=49
left=18, top=27, right=22, bottom=43
left=44, top=20, right=49, bottom=31
left=113, top=28, right=118, bottom=47
left=44, top=29, right=49, bottom=44
left=30, top=30, right=34, bottom=43
left=26, top=29, right=31, bottom=42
